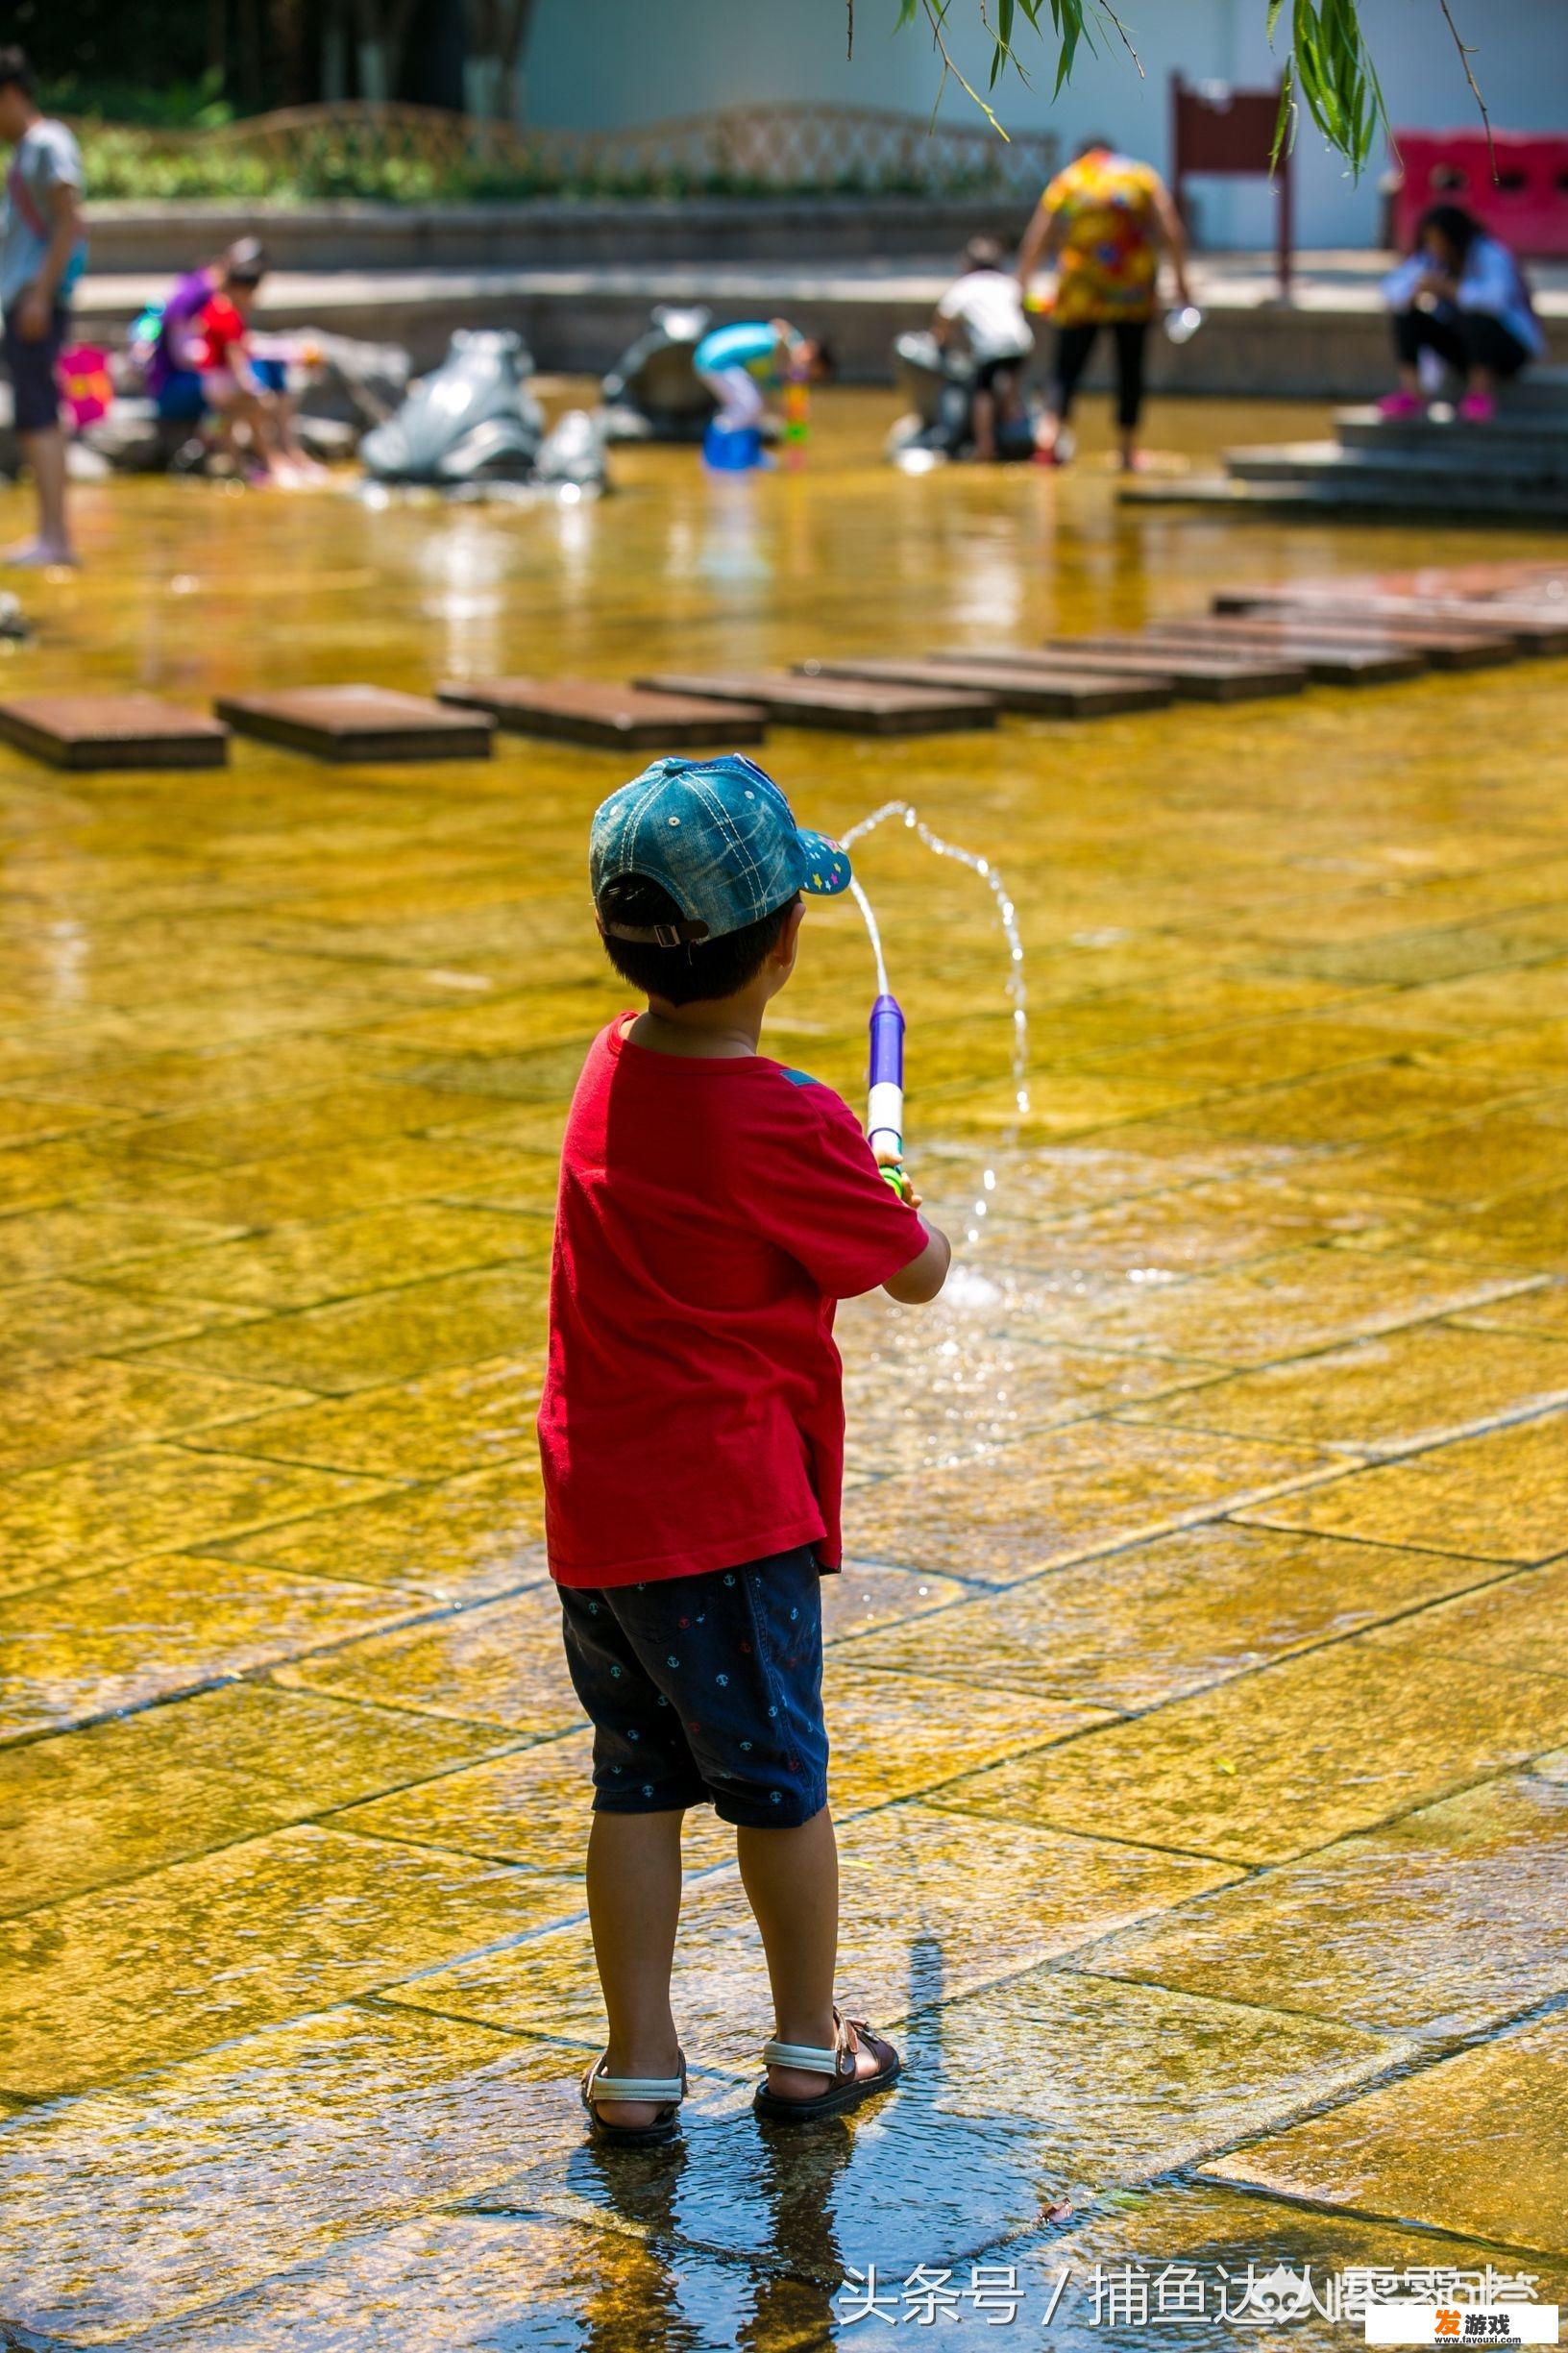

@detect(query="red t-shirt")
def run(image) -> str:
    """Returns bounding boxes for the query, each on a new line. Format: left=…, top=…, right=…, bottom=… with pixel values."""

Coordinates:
left=198, top=293, right=246, bottom=374
left=538, top=1019, right=928, bottom=1587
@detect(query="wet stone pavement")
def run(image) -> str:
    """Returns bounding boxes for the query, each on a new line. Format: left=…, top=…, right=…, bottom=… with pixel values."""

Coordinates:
left=1, top=396, right=1566, bottom=2347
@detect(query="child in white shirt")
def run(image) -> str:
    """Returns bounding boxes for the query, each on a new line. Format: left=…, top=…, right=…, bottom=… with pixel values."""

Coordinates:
left=933, top=236, right=1035, bottom=461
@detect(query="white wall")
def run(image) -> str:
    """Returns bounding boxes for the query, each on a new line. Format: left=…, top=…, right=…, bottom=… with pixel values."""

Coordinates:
left=519, top=0, right=1561, bottom=249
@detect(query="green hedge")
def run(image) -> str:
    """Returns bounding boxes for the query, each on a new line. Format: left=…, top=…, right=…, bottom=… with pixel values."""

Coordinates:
left=77, top=128, right=1025, bottom=207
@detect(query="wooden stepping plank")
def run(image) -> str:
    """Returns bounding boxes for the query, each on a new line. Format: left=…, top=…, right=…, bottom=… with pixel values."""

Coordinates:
left=634, top=670, right=995, bottom=735
left=213, top=686, right=494, bottom=762
left=1041, top=635, right=1308, bottom=698
left=795, top=655, right=1172, bottom=717
left=1207, top=597, right=1515, bottom=670
left=1215, top=590, right=1559, bottom=655
left=0, top=693, right=229, bottom=771
left=435, top=677, right=767, bottom=749
left=1141, top=622, right=1427, bottom=685
left=936, top=642, right=1303, bottom=702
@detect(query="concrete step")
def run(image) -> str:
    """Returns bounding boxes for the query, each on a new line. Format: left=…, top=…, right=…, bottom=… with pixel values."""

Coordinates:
left=1120, top=471, right=1568, bottom=522
left=1227, top=440, right=1568, bottom=488
left=1335, top=407, right=1568, bottom=454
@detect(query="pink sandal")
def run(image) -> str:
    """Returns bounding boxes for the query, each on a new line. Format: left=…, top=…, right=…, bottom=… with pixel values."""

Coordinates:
left=1458, top=391, right=1497, bottom=424
left=1376, top=390, right=1423, bottom=420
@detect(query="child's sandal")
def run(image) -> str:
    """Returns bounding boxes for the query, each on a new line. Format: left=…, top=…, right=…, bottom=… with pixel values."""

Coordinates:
left=580, top=2051, right=687, bottom=2147
left=752, top=2009, right=901, bottom=2124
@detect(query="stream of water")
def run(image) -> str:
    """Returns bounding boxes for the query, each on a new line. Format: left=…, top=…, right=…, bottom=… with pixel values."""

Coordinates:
left=843, top=799, right=1030, bottom=1256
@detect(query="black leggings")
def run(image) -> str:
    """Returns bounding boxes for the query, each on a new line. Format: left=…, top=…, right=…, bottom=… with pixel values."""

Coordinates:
left=1053, top=320, right=1149, bottom=430
left=1391, top=307, right=1531, bottom=382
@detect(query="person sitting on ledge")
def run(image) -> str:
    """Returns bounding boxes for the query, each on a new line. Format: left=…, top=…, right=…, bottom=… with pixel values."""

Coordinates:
left=931, top=235, right=1035, bottom=462
left=1380, top=204, right=1543, bottom=424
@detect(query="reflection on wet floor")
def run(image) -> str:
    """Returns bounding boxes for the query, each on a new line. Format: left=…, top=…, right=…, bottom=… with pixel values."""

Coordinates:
left=2, top=393, right=1567, bottom=2344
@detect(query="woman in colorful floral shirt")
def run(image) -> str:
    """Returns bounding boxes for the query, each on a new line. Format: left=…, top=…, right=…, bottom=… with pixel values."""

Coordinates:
left=1017, top=136, right=1191, bottom=472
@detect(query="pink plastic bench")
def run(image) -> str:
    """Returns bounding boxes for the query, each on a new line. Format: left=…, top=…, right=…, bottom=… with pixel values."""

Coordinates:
left=1391, top=131, right=1568, bottom=259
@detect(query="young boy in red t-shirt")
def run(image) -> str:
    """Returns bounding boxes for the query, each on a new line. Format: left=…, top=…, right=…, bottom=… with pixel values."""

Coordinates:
left=540, top=753, right=950, bottom=2145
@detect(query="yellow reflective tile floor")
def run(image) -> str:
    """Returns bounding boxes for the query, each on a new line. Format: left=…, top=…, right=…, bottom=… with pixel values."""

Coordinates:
left=5, top=404, right=1568, bottom=2343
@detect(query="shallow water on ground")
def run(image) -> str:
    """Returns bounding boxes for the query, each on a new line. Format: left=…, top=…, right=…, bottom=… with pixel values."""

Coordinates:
left=1, top=391, right=1566, bottom=2345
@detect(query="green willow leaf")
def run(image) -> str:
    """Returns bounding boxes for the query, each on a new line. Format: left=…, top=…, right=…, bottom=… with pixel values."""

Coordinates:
left=879, top=0, right=1436, bottom=170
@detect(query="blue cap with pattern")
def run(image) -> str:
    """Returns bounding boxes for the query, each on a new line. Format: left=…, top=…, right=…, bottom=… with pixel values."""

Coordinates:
left=591, top=754, right=851, bottom=945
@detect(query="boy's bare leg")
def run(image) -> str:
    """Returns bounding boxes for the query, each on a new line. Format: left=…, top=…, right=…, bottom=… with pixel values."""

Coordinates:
left=737, top=1806, right=886, bottom=2098
left=12, top=426, right=72, bottom=563
left=585, top=1806, right=684, bottom=2127
left=969, top=386, right=996, bottom=462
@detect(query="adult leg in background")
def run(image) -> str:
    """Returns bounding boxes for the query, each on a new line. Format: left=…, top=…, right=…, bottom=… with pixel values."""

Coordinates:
left=4, top=304, right=74, bottom=564
left=1458, top=310, right=1531, bottom=400
left=1112, top=319, right=1151, bottom=470
left=1389, top=306, right=1469, bottom=397
left=1041, top=321, right=1098, bottom=459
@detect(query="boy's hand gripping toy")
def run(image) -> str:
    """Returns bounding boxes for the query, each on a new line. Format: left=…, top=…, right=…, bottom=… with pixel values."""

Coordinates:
left=868, top=993, right=914, bottom=1202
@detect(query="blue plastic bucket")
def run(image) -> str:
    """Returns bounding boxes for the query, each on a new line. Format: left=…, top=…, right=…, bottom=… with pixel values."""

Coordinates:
left=703, top=420, right=763, bottom=471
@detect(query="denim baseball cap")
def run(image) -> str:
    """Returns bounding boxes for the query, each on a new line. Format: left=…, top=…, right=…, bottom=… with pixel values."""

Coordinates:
left=591, top=754, right=851, bottom=944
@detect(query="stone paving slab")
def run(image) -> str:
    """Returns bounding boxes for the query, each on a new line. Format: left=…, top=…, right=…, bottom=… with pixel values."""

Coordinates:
left=0, top=1679, right=511, bottom=1915
left=0, top=1278, right=251, bottom=1386
left=934, top=1623, right=1568, bottom=1864
left=1239, top=1405, right=1568, bottom=1561
left=842, top=1419, right=1333, bottom=1584
left=435, top=675, right=770, bottom=748
left=919, top=1965, right=1403, bottom=2192
left=1076, top=1769, right=1568, bottom=2041
left=0, top=2006, right=575, bottom=2344
left=828, top=1522, right=1508, bottom=1712
left=634, top=669, right=997, bottom=732
left=1358, top=1555, right=1568, bottom=1674
left=796, top=655, right=1172, bottom=716
left=1018, top=1247, right=1544, bottom=1364
left=0, top=1356, right=310, bottom=1480
left=0, top=1825, right=580, bottom=2100
left=209, top=1459, right=550, bottom=1600
left=1204, top=2011, right=1568, bottom=2257
left=101, top=1200, right=548, bottom=1313
left=95, top=2209, right=830, bottom=2353
left=142, top=1261, right=548, bottom=1394
left=177, top=1350, right=545, bottom=1480
left=0, top=1444, right=389, bottom=1601
left=273, top=1583, right=587, bottom=1737
left=1124, top=1320, right=1568, bottom=1457
left=333, top=1726, right=736, bottom=1878
left=1015, top=2181, right=1568, bottom=2353
left=0, top=1554, right=428, bottom=1741
left=0, top=693, right=230, bottom=771
left=213, top=686, right=496, bottom=762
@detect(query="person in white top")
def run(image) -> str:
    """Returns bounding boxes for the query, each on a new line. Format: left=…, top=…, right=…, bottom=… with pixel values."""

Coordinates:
left=932, top=236, right=1035, bottom=462
left=1380, top=204, right=1543, bottom=424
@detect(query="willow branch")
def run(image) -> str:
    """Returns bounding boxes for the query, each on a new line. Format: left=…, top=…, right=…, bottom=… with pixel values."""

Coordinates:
left=1437, top=0, right=1494, bottom=167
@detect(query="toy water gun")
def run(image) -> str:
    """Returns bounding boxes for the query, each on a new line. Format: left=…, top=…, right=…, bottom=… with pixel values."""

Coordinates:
left=868, top=993, right=914, bottom=1202
left=782, top=355, right=811, bottom=470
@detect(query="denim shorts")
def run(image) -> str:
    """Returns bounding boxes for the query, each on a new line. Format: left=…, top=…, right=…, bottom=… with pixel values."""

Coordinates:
left=2, top=303, right=66, bottom=434
left=558, top=1545, right=828, bottom=1828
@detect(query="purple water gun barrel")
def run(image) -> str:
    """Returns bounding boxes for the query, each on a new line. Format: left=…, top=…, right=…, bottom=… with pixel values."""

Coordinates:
left=867, top=991, right=905, bottom=1164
